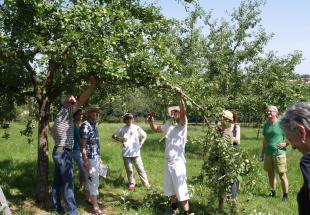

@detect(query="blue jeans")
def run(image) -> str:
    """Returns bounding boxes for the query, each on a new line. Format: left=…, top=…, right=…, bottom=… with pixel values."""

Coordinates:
left=52, top=149, right=79, bottom=215
left=71, top=150, right=86, bottom=183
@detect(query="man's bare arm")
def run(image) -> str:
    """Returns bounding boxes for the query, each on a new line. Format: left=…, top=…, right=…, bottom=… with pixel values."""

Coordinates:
left=148, top=120, right=162, bottom=133
left=73, top=77, right=97, bottom=113
left=176, top=87, right=187, bottom=126
left=80, top=138, right=90, bottom=171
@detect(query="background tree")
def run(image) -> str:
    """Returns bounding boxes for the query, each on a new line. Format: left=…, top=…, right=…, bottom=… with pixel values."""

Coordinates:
left=162, top=0, right=303, bottom=121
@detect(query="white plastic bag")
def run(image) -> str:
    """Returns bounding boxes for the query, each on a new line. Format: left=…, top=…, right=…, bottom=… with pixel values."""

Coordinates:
left=99, top=161, right=108, bottom=178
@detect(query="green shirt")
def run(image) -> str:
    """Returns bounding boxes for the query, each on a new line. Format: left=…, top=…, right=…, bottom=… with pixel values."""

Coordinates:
left=263, top=120, right=286, bottom=156
left=73, top=124, right=80, bottom=151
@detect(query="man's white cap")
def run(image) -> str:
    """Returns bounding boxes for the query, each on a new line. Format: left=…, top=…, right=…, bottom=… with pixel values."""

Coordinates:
left=167, top=106, right=180, bottom=117
left=267, top=105, right=278, bottom=112
left=223, top=110, right=234, bottom=122
left=123, top=113, right=134, bottom=119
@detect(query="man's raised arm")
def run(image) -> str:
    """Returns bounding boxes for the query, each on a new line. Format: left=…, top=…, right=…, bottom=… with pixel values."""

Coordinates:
left=73, top=76, right=97, bottom=113
left=176, top=87, right=187, bottom=126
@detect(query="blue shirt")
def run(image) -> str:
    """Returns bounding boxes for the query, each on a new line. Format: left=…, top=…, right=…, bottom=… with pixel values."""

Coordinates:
left=80, top=120, right=100, bottom=159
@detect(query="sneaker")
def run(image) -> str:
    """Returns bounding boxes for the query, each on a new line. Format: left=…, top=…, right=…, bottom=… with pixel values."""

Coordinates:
left=128, top=184, right=135, bottom=191
left=269, top=190, right=276, bottom=197
left=164, top=208, right=179, bottom=215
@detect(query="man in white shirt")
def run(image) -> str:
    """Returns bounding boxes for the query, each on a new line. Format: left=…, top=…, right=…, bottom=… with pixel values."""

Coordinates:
left=147, top=87, right=191, bottom=215
left=112, top=113, right=150, bottom=190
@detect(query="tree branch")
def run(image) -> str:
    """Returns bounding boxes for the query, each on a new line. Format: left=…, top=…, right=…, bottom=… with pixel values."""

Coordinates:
left=45, top=42, right=74, bottom=98
left=25, top=62, right=42, bottom=104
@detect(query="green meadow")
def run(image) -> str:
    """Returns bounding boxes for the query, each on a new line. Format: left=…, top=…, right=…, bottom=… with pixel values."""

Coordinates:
left=0, top=123, right=304, bottom=214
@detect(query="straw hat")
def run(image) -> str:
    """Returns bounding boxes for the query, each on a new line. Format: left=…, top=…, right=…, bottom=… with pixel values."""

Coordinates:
left=223, top=110, right=233, bottom=122
left=167, top=106, right=180, bottom=117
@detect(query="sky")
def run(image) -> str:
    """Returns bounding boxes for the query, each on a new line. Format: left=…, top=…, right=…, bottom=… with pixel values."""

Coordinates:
left=149, top=0, right=310, bottom=75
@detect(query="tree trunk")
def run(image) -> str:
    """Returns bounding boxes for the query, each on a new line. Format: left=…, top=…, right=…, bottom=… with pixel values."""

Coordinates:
left=36, top=110, right=50, bottom=203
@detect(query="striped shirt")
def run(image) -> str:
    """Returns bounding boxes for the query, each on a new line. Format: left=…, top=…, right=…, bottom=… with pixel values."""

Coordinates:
left=54, top=105, right=74, bottom=149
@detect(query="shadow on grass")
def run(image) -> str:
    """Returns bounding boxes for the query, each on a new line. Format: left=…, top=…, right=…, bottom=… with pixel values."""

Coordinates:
left=0, top=159, right=36, bottom=201
left=0, top=159, right=54, bottom=212
left=103, top=173, right=126, bottom=189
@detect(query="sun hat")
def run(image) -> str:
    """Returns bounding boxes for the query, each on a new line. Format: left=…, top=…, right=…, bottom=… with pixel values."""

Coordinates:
left=223, top=110, right=234, bottom=122
left=167, top=106, right=180, bottom=117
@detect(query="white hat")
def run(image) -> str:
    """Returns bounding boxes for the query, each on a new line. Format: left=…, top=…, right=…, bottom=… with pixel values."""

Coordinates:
left=123, top=113, right=134, bottom=119
left=223, top=110, right=233, bottom=122
left=167, top=106, right=180, bottom=117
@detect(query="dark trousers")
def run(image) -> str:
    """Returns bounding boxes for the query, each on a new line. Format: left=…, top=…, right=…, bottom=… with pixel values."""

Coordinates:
left=52, top=149, right=79, bottom=215
left=298, top=186, right=310, bottom=215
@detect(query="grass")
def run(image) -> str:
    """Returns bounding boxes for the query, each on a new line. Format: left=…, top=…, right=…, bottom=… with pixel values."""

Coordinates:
left=0, top=122, right=304, bottom=214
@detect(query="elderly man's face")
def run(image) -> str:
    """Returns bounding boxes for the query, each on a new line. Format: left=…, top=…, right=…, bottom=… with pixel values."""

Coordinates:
left=283, top=128, right=310, bottom=153
left=284, top=129, right=298, bottom=149
left=88, top=111, right=100, bottom=122
left=267, top=109, right=277, bottom=120
left=170, top=110, right=180, bottom=119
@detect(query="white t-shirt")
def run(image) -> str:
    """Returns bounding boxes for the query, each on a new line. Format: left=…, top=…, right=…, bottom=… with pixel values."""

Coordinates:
left=161, top=121, right=187, bottom=163
left=113, top=124, right=147, bottom=157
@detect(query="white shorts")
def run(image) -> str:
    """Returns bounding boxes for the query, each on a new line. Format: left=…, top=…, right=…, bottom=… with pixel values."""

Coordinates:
left=164, top=159, right=189, bottom=201
left=84, top=157, right=100, bottom=196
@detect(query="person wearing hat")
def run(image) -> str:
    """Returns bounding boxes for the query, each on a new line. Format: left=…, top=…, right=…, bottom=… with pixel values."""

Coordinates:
left=221, top=110, right=234, bottom=144
left=80, top=106, right=105, bottom=215
left=112, top=113, right=150, bottom=190
left=217, top=110, right=239, bottom=210
left=147, top=87, right=192, bottom=215
left=232, top=113, right=241, bottom=147
left=52, top=77, right=97, bottom=215
left=260, top=105, right=289, bottom=202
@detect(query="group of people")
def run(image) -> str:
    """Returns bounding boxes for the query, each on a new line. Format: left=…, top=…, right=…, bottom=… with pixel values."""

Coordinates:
left=50, top=76, right=310, bottom=215
left=256, top=102, right=310, bottom=215
left=50, top=80, right=193, bottom=215
left=52, top=77, right=102, bottom=215
left=218, top=103, right=310, bottom=215
left=227, top=103, right=310, bottom=215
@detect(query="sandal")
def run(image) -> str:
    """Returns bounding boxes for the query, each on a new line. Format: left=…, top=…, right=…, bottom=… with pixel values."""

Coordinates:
left=93, top=207, right=106, bottom=215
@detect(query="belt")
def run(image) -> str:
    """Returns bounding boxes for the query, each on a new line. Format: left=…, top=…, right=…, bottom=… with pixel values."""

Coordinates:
left=54, top=146, right=72, bottom=152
